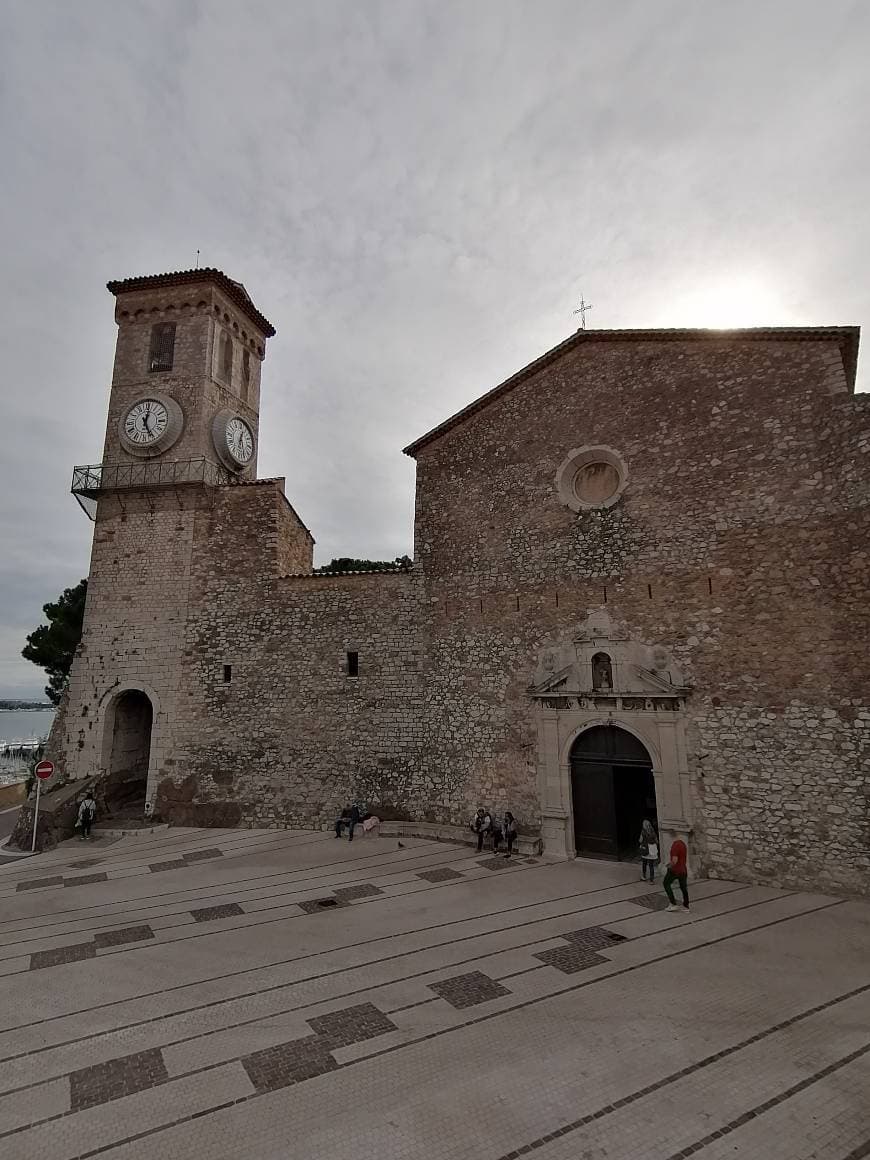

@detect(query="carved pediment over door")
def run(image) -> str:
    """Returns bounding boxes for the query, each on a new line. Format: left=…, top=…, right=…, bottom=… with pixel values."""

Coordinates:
left=529, top=609, right=690, bottom=708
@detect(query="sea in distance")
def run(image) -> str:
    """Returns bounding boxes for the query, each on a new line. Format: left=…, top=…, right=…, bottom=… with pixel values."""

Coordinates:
left=0, top=707, right=55, bottom=783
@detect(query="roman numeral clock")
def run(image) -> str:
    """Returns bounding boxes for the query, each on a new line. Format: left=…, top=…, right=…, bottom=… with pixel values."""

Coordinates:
left=118, top=396, right=183, bottom=456
left=212, top=410, right=255, bottom=470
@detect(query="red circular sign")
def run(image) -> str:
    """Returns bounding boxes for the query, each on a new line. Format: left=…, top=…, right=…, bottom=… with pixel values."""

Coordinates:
left=35, top=760, right=54, bottom=780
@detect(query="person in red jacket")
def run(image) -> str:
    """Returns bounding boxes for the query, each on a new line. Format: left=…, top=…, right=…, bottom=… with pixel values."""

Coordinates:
left=663, top=837, right=689, bottom=912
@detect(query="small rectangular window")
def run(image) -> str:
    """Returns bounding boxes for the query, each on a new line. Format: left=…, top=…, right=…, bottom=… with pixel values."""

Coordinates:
left=223, top=664, right=232, bottom=683
left=346, top=651, right=359, bottom=678
left=148, top=322, right=176, bottom=373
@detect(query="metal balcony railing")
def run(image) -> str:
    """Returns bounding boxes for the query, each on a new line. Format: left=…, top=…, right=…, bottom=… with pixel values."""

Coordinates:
left=71, top=457, right=236, bottom=497
left=70, top=457, right=238, bottom=518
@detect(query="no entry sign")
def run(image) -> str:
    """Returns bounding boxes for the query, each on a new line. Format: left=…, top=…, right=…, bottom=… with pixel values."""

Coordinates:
left=34, top=760, right=54, bottom=780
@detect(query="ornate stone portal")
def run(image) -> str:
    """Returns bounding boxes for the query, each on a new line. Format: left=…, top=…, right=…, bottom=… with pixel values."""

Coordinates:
left=530, top=610, right=694, bottom=861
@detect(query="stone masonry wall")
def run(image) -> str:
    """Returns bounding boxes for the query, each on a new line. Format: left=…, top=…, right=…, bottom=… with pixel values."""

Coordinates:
left=105, top=300, right=261, bottom=480
left=49, top=488, right=205, bottom=790
left=47, top=318, right=869, bottom=898
left=157, top=482, right=425, bottom=828
left=411, top=336, right=870, bottom=895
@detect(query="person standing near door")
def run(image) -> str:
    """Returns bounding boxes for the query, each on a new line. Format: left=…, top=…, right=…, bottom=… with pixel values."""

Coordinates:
left=663, top=836, right=689, bottom=912
left=471, top=808, right=493, bottom=853
left=502, top=811, right=518, bottom=858
left=639, top=819, right=658, bottom=882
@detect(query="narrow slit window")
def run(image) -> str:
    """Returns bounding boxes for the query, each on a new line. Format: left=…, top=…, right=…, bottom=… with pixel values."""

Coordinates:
left=223, top=664, right=232, bottom=683
left=148, top=322, right=176, bottom=372
left=346, top=651, right=359, bottom=678
left=241, top=349, right=251, bottom=404
left=219, top=330, right=233, bottom=384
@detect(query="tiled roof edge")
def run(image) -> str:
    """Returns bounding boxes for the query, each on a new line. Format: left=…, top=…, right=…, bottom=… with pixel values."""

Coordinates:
left=107, top=268, right=276, bottom=337
left=283, top=567, right=413, bottom=579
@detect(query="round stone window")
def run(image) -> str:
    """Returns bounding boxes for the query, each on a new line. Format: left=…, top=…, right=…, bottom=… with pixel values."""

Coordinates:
left=555, top=445, right=628, bottom=512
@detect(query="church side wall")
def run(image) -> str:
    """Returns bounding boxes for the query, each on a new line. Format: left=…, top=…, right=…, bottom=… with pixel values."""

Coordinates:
left=157, top=487, right=425, bottom=828
left=412, top=340, right=870, bottom=895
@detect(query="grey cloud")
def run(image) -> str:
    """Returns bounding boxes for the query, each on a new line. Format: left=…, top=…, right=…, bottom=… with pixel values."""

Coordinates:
left=1, top=0, right=868, bottom=695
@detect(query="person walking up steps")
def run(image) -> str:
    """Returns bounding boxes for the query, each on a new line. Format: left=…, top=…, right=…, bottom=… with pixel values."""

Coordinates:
left=639, top=819, right=658, bottom=882
left=77, top=791, right=97, bottom=841
left=663, top=836, right=689, bottom=912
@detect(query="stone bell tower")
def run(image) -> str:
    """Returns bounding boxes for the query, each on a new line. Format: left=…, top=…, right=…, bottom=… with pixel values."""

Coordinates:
left=100, top=269, right=274, bottom=478
left=58, top=269, right=278, bottom=813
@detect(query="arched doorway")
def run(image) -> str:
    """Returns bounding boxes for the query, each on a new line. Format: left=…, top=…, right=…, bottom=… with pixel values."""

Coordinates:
left=104, top=690, right=152, bottom=814
left=570, top=725, right=657, bottom=859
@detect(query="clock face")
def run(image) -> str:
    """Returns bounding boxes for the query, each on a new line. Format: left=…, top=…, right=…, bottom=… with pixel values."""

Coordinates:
left=226, top=417, right=254, bottom=464
left=123, top=399, right=169, bottom=445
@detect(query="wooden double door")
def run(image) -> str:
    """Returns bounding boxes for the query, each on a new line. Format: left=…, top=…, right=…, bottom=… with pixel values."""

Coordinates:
left=571, top=726, right=657, bottom=859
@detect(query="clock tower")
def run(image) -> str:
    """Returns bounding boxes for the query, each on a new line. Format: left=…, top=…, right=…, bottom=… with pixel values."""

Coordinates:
left=60, top=269, right=297, bottom=818
left=101, top=268, right=273, bottom=479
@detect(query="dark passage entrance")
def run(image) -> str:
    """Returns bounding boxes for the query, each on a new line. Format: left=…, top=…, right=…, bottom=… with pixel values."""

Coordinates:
left=571, top=725, right=657, bottom=860
left=105, top=690, right=152, bottom=814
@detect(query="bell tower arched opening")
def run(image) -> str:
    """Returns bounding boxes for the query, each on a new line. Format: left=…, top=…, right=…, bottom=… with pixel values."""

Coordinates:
left=570, top=725, right=657, bottom=860
left=104, top=690, right=152, bottom=815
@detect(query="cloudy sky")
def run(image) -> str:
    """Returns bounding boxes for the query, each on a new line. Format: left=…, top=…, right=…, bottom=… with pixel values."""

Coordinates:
left=1, top=0, right=869, bottom=697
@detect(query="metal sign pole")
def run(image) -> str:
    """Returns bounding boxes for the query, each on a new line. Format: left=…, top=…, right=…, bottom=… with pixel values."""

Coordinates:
left=30, top=778, right=41, bottom=853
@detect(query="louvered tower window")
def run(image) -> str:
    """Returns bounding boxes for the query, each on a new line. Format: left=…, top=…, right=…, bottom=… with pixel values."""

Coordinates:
left=148, top=322, right=176, bottom=372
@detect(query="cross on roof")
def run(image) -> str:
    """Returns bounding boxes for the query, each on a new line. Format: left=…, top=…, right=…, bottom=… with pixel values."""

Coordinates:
left=573, top=295, right=594, bottom=329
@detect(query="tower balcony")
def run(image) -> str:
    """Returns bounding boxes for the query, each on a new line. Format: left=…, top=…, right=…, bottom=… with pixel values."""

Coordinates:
left=71, top=456, right=238, bottom=519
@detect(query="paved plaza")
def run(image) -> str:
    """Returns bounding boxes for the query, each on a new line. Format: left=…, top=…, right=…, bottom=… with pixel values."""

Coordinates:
left=0, top=826, right=868, bottom=1159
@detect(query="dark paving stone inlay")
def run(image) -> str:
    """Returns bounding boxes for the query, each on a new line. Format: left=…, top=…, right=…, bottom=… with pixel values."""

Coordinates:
left=16, top=876, right=64, bottom=892
left=534, top=944, right=607, bottom=975
left=298, top=897, right=346, bottom=913
left=333, top=883, right=383, bottom=902
left=307, top=1002, right=397, bottom=1048
left=561, top=926, right=628, bottom=952
left=242, top=1036, right=337, bottom=1092
left=149, top=859, right=187, bottom=873
left=30, top=941, right=97, bottom=971
left=68, top=858, right=104, bottom=869
left=70, top=1047, right=168, bottom=1111
left=190, top=903, right=245, bottom=922
left=94, top=924, right=155, bottom=949
left=429, top=970, right=511, bottom=1009
left=64, top=873, right=108, bottom=887
left=632, top=892, right=670, bottom=912
left=182, top=848, right=224, bottom=863
left=477, top=857, right=514, bottom=871
left=416, top=867, right=464, bottom=882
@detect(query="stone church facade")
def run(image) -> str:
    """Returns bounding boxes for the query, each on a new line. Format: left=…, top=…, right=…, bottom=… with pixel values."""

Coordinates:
left=48, top=268, right=870, bottom=896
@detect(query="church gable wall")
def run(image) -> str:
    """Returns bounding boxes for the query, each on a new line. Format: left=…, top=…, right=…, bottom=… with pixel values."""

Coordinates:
left=414, top=339, right=865, bottom=585
left=410, top=339, right=870, bottom=894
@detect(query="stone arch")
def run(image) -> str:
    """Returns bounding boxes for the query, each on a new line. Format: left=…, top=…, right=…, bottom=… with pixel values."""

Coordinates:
left=559, top=717, right=663, bottom=770
left=98, top=681, right=162, bottom=817
left=568, top=722, right=657, bottom=860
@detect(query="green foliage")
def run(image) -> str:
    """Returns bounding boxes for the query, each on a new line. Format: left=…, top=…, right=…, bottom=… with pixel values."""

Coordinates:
left=21, top=580, right=88, bottom=705
left=315, top=555, right=412, bottom=574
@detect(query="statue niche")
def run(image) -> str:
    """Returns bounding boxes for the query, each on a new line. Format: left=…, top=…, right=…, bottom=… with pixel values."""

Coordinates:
left=591, top=651, right=613, bottom=691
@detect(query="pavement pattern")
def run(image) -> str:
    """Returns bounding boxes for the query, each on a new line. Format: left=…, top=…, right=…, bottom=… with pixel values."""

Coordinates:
left=0, top=825, right=868, bottom=1159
